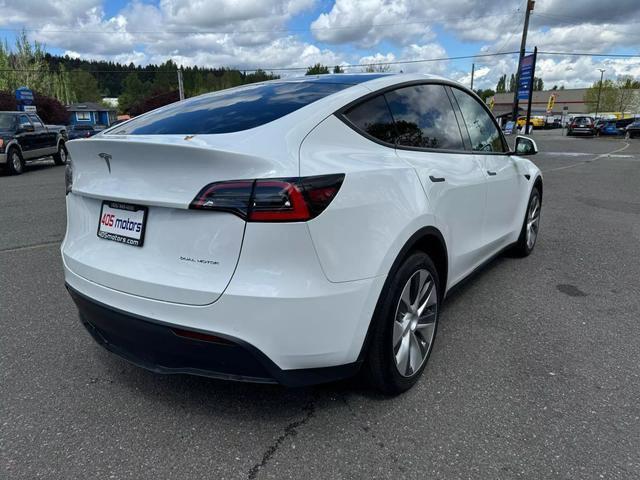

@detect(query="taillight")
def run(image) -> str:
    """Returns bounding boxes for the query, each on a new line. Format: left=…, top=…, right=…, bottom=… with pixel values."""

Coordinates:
left=190, top=174, right=344, bottom=222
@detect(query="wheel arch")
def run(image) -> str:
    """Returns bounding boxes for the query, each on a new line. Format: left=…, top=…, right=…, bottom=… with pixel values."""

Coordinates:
left=5, top=139, right=22, bottom=155
left=356, top=225, right=449, bottom=362
left=533, top=175, right=543, bottom=200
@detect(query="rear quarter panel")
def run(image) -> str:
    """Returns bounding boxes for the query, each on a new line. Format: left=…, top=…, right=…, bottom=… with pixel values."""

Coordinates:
left=300, top=114, right=434, bottom=283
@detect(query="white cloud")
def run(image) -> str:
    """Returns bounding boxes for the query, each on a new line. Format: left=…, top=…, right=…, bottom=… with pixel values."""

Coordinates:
left=0, top=0, right=637, bottom=89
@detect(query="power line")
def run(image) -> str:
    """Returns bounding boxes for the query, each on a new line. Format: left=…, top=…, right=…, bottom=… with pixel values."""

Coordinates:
left=535, top=51, right=640, bottom=58
left=0, top=50, right=636, bottom=75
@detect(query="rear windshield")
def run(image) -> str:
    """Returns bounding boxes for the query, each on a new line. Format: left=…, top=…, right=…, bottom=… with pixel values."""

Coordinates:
left=109, top=81, right=352, bottom=135
left=574, top=117, right=592, bottom=124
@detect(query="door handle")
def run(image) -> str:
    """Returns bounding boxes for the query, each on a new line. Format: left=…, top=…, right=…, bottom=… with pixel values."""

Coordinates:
left=429, top=175, right=445, bottom=182
left=487, top=170, right=497, bottom=176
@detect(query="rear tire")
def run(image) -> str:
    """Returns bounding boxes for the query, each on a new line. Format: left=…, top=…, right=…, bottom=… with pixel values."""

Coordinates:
left=7, top=147, right=24, bottom=175
left=53, top=142, right=68, bottom=165
left=512, top=186, right=541, bottom=257
left=365, top=251, right=440, bottom=395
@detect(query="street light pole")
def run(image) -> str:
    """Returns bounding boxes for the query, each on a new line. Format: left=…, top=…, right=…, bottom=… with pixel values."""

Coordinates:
left=595, top=68, right=605, bottom=119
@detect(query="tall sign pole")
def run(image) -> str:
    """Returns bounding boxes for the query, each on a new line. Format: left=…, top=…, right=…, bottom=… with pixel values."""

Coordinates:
left=511, top=0, right=535, bottom=121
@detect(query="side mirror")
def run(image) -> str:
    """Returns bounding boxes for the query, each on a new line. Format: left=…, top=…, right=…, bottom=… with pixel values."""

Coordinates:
left=514, top=135, right=538, bottom=155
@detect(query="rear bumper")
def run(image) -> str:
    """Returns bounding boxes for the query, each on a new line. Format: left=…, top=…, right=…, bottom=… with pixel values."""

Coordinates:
left=568, top=128, right=594, bottom=135
left=68, top=285, right=362, bottom=387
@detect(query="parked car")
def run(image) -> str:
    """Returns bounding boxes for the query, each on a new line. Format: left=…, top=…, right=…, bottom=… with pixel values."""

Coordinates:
left=62, top=74, right=543, bottom=394
left=517, top=116, right=545, bottom=128
left=0, top=111, right=68, bottom=175
left=67, top=124, right=97, bottom=140
left=566, top=116, right=595, bottom=136
left=625, top=121, right=640, bottom=139
left=595, top=120, right=621, bottom=136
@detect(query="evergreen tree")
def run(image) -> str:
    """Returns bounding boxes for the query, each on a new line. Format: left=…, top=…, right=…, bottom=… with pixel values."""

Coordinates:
left=306, top=63, right=330, bottom=75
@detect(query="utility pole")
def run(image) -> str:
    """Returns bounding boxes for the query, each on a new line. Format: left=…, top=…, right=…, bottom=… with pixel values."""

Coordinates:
left=595, top=68, right=605, bottom=119
left=470, top=63, right=475, bottom=90
left=177, top=68, right=185, bottom=101
left=511, top=0, right=535, bottom=121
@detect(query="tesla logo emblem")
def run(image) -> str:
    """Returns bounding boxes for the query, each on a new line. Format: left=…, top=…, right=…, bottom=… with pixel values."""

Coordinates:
left=99, top=153, right=112, bottom=173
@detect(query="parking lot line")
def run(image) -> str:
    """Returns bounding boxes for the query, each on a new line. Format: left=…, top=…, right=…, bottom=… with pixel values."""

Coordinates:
left=546, top=141, right=630, bottom=172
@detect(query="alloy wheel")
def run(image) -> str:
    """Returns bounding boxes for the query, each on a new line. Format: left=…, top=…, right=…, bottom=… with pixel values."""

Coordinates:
left=393, top=269, right=438, bottom=377
left=12, top=151, right=22, bottom=173
left=526, top=194, right=541, bottom=250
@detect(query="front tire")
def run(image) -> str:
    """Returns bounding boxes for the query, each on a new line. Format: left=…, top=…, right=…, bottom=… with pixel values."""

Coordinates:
left=7, top=147, right=25, bottom=175
left=512, top=186, right=541, bottom=257
left=53, top=142, right=68, bottom=165
left=365, top=252, right=440, bottom=395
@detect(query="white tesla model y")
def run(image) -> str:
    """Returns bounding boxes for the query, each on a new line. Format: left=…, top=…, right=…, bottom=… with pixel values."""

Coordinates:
left=62, top=74, right=542, bottom=394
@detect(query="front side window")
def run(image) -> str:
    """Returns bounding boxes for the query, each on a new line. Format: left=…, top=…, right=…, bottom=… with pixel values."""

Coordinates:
left=384, top=84, right=465, bottom=150
left=18, top=115, right=31, bottom=128
left=343, top=95, right=396, bottom=144
left=452, top=88, right=506, bottom=153
left=0, top=113, right=16, bottom=129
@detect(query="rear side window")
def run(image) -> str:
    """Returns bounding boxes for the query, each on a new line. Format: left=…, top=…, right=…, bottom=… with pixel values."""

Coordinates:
left=343, top=95, right=397, bottom=144
left=451, top=88, right=506, bottom=153
left=29, top=115, right=44, bottom=129
left=110, top=81, right=351, bottom=135
left=384, top=84, right=465, bottom=150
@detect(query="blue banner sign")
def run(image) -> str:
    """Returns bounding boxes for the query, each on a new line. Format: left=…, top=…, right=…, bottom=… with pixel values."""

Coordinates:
left=15, top=87, right=35, bottom=111
left=517, top=54, right=535, bottom=101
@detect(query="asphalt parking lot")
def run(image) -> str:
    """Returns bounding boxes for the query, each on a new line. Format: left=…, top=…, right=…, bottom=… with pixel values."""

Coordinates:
left=2, top=130, right=639, bottom=479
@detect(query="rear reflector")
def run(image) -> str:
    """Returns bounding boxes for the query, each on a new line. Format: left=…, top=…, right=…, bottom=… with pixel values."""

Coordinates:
left=171, top=328, right=233, bottom=345
left=190, top=174, right=344, bottom=222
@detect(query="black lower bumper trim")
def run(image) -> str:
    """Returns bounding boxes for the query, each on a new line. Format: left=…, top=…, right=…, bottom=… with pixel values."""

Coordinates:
left=66, top=284, right=361, bottom=387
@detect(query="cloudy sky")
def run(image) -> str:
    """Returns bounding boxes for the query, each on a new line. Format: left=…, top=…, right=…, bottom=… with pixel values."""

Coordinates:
left=1, top=0, right=639, bottom=89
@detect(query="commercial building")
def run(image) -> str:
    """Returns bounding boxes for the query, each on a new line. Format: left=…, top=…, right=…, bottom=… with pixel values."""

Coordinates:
left=489, top=88, right=640, bottom=121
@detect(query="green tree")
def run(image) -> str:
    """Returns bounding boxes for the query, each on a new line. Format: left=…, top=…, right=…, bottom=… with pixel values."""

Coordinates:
left=306, top=63, right=330, bottom=75
left=475, top=88, right=496, bottom=102
left=363, top=63, right=391, bottom=73
left=71, top=69, right=101, bottom=102
left=496, top=74, right=507, bottom=93
left=118, top=73, right=149, bottom=114
left=333, top=65, right=344, bottom=74
left=533, top=77, right=544, bottom=91
left=0, top=31, right=74, bottom=102
left=508, top=73, right=516, bottom=93
left=583, top=77, right=640, bottom=113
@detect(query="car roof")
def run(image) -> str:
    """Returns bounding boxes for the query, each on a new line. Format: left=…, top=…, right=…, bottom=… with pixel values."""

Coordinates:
left=262, top=72, right=450, bottom=90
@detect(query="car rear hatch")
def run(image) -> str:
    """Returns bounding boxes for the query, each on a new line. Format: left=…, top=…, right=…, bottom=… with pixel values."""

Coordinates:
left=63, top=135, right=284, bottom=305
